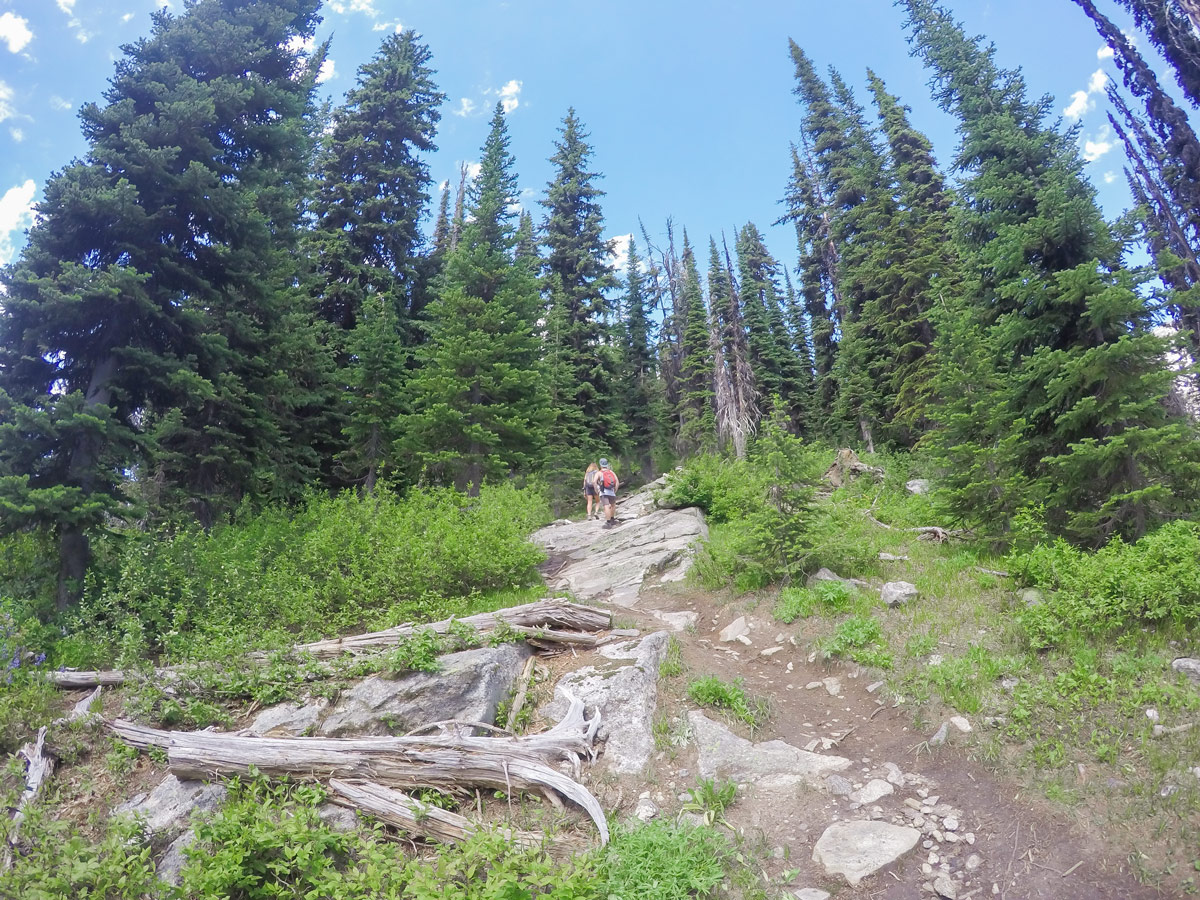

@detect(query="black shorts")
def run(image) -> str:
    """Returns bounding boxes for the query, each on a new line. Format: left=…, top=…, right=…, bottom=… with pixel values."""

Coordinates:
left=584, top=485, right=597, bottom=498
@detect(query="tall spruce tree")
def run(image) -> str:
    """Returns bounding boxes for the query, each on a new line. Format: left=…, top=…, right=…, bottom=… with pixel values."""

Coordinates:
left=676, top=235, right=716, bottom=453
left=1112, top=0, right=1200, bottom=107
left=403, top=103, right=547, bottom=495
left=616, top=239, right=660, bottom=472
left=0, top=0, right=323, bottom=608
left=904, top=0, right=1200, bottom=542
left=540, top=108, right=623, bottom=471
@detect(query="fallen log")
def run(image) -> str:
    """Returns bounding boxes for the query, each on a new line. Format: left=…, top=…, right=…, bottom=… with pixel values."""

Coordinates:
left=4, top=686, right=103, bottom=870
left=327, top=779, right=546, bottom=849
left=106, top=693, right=608, bottom=843
left=296, top=600, right=611, bottom=660
left=49, top=599, right=613, bottom=689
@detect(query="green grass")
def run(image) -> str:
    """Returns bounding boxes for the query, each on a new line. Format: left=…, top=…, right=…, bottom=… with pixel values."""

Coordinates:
left=682, top=777, right=738, bottom=826
left=687, top=675, right=770, bottom=728
left=659, top=635, right=684, bottom=677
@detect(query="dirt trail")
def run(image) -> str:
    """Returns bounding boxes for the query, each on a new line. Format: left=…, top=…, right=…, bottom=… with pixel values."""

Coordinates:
left=537, top=484, right=1172, bottom=900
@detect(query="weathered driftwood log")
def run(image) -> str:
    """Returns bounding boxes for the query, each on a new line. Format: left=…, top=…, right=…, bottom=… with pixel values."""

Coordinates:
left=327, top=779, right=546, bottom=849
left=4, top=686, right=103, bottom=870
left=49, top=599, right=613, bottom=689
left=106, top=694, right=608, bottom=843
left=296, top=600, right=611, bottom=660
left=823, top=448, right=885, bottom=488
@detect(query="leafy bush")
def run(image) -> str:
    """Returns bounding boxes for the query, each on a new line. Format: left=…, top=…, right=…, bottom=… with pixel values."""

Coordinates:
left=817, top=615, right=893, bottom=669
left=1009, top=520, right=1200, bottom=648
left=0, top=611, right=56, bottom=754
left=682, top=777, right=738, bottom=826
left=667, top=415, right=825, bottom=591
left=598, top=820, right=731, bottom=900
left=687, top=675, right=769, bottom=728
left=54, top=483, right=549, bottom=666
left=773, top=580, right=859, bottom=624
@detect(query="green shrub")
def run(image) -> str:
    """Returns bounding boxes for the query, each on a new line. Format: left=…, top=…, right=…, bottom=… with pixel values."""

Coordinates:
left=55, top=483, right=549, bottom=666
left=687, top=675, right=769, bottom=727
left=598, top=820, right=731, bottom=900
left=818, top=615, right=892, bottom=669
left=0, top=611, right=57, bottom=754
left=1009, top=520, right=1200, bottom=648
left=773, top=580, right=860, bottom=624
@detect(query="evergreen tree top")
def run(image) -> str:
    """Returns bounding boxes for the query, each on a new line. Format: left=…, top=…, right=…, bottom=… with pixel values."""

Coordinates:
left=467, top=102, right=520, bottom=255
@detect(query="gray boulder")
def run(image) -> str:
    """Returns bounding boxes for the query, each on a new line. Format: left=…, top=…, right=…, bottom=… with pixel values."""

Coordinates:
left=1173, top=657, right=1200, bottom=685
left=115, top=774, right=226, bottom=836
left=905, top=479, right=931, bottom=495
left=881, top=581, right=919, bottom=607
left=688, top=711, right=849, bottom=790
left=812, top=820, right=921, bottom=886
left=319, top=642, right=532, bottom=737
left=542, top=632, right=670, bottom=775
left=247, top=697, right=329, bottom=737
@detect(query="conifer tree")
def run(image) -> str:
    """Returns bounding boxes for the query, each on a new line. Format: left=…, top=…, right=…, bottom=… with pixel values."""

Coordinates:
left=903, top=0, right=1200, bottom=542
left=432, top=182, right=452, bottom=257
left=709, top=239, right=758, bottom=457
left=403, top=104, right=547, bottom=495
left=1112, top=0, right=1200, bottom=107
left=540, top=108, right=623, bottom=463
left=0, top=0, right=323, bottom=607
left=617, top=239, right=660, bottom=472
left=676, top=235, right=716, bottom=453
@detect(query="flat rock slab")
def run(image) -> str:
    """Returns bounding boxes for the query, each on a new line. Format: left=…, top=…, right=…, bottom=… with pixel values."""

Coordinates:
left=812, top=820, right=921, bottom=886
left=650, top=609, right=698, bottom=631
left=115, top=774, right=226, bottom=835
left=881, top=581, right=919, bottom=607
left=319, top=643, right=531, bottom=737
left=533, top=488, right=706, bottom=607
left=688, top=711, right=850, bottom=790
left=542, top=631, right=670, bottom=775
left=248, top=697, right=329, bottom=737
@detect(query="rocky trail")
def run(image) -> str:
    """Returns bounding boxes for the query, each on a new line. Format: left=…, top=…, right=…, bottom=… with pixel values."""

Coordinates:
left=44, top=479, right=1175, bottom=897
left=531, top=481, right=1167, bottom=900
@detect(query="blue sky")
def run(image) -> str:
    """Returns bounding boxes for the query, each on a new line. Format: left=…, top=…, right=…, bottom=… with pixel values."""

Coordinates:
left=0, top=0, right=1146, bottom=277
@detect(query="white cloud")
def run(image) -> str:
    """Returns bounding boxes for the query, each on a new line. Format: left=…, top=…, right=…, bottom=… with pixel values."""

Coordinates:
left=0, top=81, right=15, bottom=123
left=316, top=57, right=335, bottom=84
left=498, top=79, right=522, bottom=113
left=286, top=34, right=316, bottom=54
left=1104, top=171, right=1117, bottom=184
left=329, top=0, right=379, bottom=16
left=372, top=20, right=402, bottom=32
left=0, top=179, right=36, bottom=266
left=1063, top=91, right=1093, bottom=121
left=56, top=0, right=76, bottom=13
left=608, top=233, right=633, bottom=272
left=452, top=97, right=477, bottom=117
left=122, top=12, right=134, bottom=22
left=1084, top=124, right=1113, bottom=162
left=50, top=95, right=72, bottom=111
left=464, top=161, right=482, bottom=181
left=1087, top=69, right=1108, bottom=94
left=1097, top=44, right=1115, bottom=60
left=9, top=127, right=22, bottom=142
left=0, top=12, right=33, bottom=54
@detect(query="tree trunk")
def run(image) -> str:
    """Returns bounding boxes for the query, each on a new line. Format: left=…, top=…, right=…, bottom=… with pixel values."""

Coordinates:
left=1180, top=0, right=1200, bottom=32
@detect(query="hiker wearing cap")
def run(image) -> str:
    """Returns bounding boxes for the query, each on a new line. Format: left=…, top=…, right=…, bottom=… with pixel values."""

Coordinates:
left=597, top=458, right=619, bottom=526
left=583, top=462, right=601, bottom=519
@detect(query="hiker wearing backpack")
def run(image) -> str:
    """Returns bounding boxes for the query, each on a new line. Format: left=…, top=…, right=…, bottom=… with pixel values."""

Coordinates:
left=597, top=458, right=619, bottom=526
left=583, top=462, right=602, bottom=520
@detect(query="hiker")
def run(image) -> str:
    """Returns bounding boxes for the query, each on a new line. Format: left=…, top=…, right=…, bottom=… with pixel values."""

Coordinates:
left=597, top=458, right=619, bottom=526
left=583, top=462, right=601, bottom=519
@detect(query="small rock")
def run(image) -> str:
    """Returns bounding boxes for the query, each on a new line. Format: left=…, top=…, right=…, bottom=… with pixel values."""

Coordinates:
left=1019, top=588, right=1044, bottom=606
left=883, top=762, right=905, bottom=785
left=929, top=723, right=949, bottom=746
left=966, top=832, right=975, bottom=844
left=1000, top=676, right=1019, bottom=691
left=943, top=816, right=959, bottom=832
left=812, top=820, right=922, bottom=886
left=787, top=662, right=794, bottom=673
left=933, top=873, right=958, bottom=899
left=719, top=617, right=750, bottom=642
left=806, top=681, right=824, bottom=690
left=867, top=680, right=885, bottom=693
left=736, top=634, right=753, bottom=646
left=793, top=890, right=832, bottom=900
left=922, top=863, right=934, bottom=876
left=850, top=779, right=895, bottom=805
left=807, top=567, right=848, bottom=587
left=634, top=798, right=659, bottom=822
left=904, top=798, right=923, bottom=810
left=826, top=774, right=854, bottom=796
left=761, top=646, right=784, bottom=658
left=1145, top=708, right=1160, bottom=723
left=966, top=853, right=982, bottom=871
left=879, top=552, right=909, bottom=561
left=906, top=479, right=930, bottom=495
left=927, top=654, right=944, bottom=667
left=651, top=610, right=699, bottom=632
left=949, top=716, right=971, bottom=733
left=881, top=581, right=919, bottom=607
left=823, top=677, right=843, bottom=697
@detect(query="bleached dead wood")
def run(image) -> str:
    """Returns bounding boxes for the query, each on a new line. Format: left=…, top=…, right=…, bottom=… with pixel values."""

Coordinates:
left=327, top=779, right=546, bottom=848
left=504, top=657, right=537, bottom=732
left=3, top=686, right=103, bottom=870
left=105, top=693, right=608, bottom=843
left=863, top=511, right=968, bottom=543
left=295, top=600, right=610, bottom=660
left=48, top=600, right=612, bottom=689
